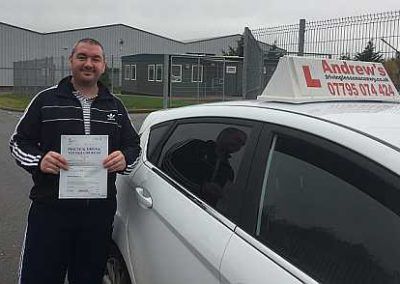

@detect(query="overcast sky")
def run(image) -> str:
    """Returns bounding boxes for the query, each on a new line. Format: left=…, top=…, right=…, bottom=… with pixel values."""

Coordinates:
left=1, top=0, right=399, bottom=41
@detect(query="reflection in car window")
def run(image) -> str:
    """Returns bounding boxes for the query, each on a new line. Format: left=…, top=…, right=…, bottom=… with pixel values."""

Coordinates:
left=159, top=123, right=250, bottom=218
left=147, top=122, right=173, bottom=164
left=258, top=135, right=400, bottom=284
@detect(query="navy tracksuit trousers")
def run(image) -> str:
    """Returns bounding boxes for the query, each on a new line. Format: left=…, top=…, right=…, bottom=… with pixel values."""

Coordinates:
left=19, top=199, right=116, bottom=284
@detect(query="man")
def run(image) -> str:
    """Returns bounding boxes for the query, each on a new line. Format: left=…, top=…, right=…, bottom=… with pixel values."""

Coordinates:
left=9, top=38, right=141, bottom=283
left=162, top=127, right=247, bottom=207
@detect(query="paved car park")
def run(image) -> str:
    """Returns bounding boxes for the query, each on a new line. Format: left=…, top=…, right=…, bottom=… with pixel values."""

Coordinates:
left=0, top=109, right=147, bottom=284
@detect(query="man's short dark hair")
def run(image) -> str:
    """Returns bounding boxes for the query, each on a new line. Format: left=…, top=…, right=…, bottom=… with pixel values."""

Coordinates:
left=71, top=38, right=105, bottom=58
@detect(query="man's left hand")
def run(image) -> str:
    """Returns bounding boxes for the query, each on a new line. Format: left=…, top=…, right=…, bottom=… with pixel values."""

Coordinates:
left=103, top=151, right=126, bottom=173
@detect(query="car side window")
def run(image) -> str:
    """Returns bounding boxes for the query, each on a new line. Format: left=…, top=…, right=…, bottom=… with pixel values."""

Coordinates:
left=257, top=134, right=400, bottom=284
left=158, top=121, right=252, bottom=220
left=147, top=121, right=174, bottom=164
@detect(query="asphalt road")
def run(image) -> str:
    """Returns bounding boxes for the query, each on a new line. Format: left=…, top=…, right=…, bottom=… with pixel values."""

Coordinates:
left=0, top=109, right=148, bottom=283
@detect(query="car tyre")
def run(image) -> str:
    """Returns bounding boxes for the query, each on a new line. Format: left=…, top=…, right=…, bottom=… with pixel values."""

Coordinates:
left=103, top=242, right=131, bottom=284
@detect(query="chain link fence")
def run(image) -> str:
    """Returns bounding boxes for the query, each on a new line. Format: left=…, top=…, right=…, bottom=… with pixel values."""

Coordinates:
left=7, top=55, right=122, bottom=96
left=169, top=55, right=242, bottom=106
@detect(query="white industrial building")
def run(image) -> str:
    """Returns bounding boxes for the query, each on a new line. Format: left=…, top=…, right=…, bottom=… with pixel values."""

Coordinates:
left=0, top=22, right=242, bottom=89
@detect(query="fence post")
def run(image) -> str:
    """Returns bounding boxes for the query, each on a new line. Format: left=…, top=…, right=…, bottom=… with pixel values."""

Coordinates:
left=163, top=54, right=169, bottom=109
left=111, top=55, right=114, bottom=94
left=222, top=57, right=226, bottom=101
left=45, top=57, right=49, bottom=88
left=298, top=19, right=306, bottom=56
left=242, top=27, right=249, bottom=99
left=197, top=57, right=200, bottom=103
left=61, top=56, right=65, bottom=78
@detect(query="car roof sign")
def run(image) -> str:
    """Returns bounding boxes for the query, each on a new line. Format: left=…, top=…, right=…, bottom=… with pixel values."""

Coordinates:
left=258, top=56, right=400, bottom=103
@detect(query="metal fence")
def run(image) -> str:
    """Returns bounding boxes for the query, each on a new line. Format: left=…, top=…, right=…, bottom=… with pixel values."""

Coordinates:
left=169, top=55, right=243, bottom=106
left=8, top=55, right=122, bottom=95
left=3, top=10, right=400, bottom=102
left=251, top=10, right=400, bottom=59
left=243, top=10, right=400, bottom=98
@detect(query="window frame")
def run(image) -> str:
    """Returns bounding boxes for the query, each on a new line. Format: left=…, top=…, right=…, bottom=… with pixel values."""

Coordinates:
left=156, top=64, right=163, bottom=82
left=191, top=64, right=203, bottom=82
left=146, top=117, right=263, bottom=225
left=244, top=123, right=400, bottom=233
left=131, top=64, right=136, bottom=80
left=226, top=65, right=237, bottom=74
left=171, top=64, right=182, bottom=82
left=240, top=122, right=400, bottom=282
left=124, top=64, right=131, bottom=80
left=148, top=64, right=155, bottom=81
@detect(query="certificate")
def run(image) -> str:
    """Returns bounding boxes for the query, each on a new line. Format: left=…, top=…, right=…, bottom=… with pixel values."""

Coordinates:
left=59, top=135, right=108, bottom=199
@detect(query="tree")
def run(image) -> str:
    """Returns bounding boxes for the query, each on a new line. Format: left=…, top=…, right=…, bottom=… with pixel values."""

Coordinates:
left=266, top=41, right=285, bottom=59
left=222, top=36, right=244, bottom=57
left=339, top=53, right=351, bottom=60
left=384, top=58, right=400, bottom=90
left=354, top=40, right=383, bottom=63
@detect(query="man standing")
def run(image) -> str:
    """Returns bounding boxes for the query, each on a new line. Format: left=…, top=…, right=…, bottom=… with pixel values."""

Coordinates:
left=9, top=38, right=141, bottom=283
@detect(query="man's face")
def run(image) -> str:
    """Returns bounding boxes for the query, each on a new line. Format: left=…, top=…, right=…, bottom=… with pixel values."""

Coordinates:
left=69, top=42, right=106, bottom=87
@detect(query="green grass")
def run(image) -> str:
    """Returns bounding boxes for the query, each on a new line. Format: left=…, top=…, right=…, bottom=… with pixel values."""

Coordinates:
left=0, top=93, right=200, bottom=112
left=118, top=94, right=199, bottom=110
left=0, top=93, right=33, bottom=110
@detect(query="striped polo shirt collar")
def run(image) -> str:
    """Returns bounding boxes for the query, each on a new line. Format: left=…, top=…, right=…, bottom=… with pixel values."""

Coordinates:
left=56, top=76, right=114, bottom=101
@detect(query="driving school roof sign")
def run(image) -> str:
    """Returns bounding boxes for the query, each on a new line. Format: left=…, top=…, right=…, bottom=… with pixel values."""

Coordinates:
left=258, top=56, right=400, bottom=103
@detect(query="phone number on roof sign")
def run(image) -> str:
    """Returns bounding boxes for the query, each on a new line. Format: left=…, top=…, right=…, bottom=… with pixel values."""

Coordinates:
left=327, top=82, right=396, bottom=97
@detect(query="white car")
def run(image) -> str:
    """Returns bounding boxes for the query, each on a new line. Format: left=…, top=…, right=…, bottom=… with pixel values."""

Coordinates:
left=103, top=57, right=400, bottom=284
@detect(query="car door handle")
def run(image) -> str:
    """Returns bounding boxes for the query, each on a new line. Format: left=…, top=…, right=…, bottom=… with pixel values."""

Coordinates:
left=135, top=187, right=153, bottom=209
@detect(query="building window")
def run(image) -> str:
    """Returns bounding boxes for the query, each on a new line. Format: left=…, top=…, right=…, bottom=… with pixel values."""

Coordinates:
left=124, top=65, right=131, bottom=80
left=192, top=65, right=203, bottom=82
left=226, top=66, right=237, bottom=74
left=148, top=64, right=155, bottom=81
left=171, top=65, right=182, bottom=82
left=156, top=64, right=163, bottom=82
left=131, top=64, right=136, bottom=80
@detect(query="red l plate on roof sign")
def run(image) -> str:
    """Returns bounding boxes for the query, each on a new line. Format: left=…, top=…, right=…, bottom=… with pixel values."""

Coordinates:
left=258, top=56, right=400, bottom=103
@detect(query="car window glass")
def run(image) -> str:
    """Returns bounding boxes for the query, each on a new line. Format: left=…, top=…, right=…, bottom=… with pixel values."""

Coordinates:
left=147, top=122, right=173, bottom=164
left=257, top=134, right=400, bottom=284
left=158, top=122, right=251, bottom=219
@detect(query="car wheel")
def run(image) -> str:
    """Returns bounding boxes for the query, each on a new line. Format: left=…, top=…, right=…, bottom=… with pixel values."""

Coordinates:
left=103, top=242, right=131, bottom=284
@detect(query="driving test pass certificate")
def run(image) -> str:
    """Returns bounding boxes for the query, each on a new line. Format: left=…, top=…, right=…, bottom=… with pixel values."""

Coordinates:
left=59, top=135, right=108, bottom=199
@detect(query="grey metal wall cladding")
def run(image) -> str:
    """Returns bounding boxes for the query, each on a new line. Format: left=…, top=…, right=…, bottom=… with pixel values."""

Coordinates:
left=185, top=35, right=242, bottom=55
left=0, top=24, right=42, bottom=86
left=0, top=22, right=240, bottom=87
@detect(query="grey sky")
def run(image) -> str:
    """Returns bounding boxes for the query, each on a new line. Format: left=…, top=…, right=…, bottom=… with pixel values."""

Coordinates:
left=1, top=0, right=399, bottom=41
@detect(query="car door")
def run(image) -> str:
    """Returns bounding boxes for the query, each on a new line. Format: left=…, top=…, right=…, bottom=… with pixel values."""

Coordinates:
left=126, top=118, right=261, bottom=284
left=221, top=123, right=400, bottom=284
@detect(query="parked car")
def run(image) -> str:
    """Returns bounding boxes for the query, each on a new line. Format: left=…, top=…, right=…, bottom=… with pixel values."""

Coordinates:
left=103, top=57, right=400, bottom=284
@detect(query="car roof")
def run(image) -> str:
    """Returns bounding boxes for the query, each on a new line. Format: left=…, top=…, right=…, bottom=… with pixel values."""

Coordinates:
left=144, top=99, right=400, bottom=152
left=214, top=100, right=400, bottom=150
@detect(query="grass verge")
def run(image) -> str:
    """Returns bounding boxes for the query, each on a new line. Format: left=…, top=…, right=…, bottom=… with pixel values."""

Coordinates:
left=0, top=93, right=201, bottom=112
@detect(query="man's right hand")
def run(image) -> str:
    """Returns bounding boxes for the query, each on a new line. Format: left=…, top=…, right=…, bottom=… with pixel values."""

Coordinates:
left=40, top=151, right=69, bottom=174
